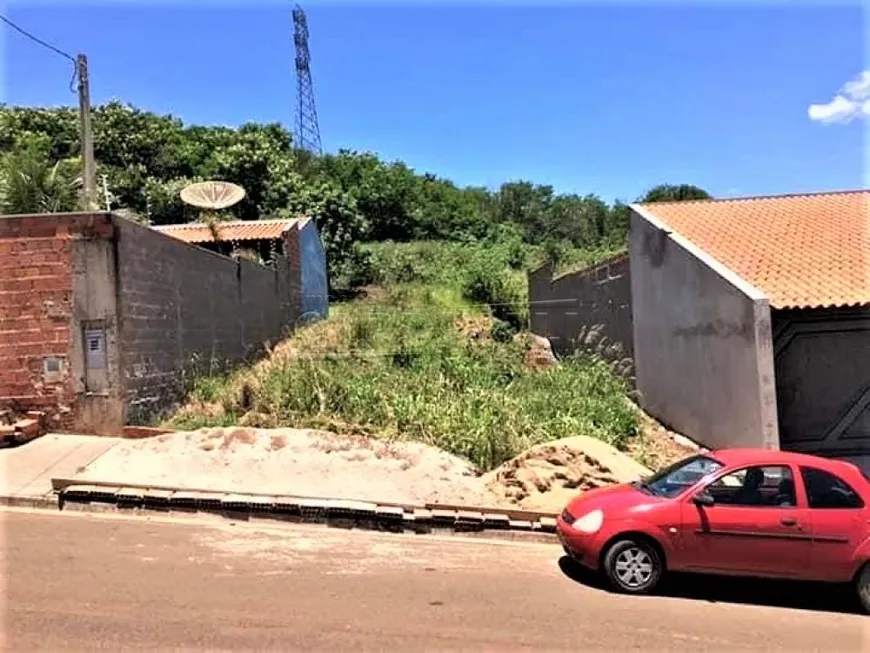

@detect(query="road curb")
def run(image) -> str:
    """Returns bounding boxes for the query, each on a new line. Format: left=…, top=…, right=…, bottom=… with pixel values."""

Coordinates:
left=10, top=482, right=560, bottom=543
left=0, top=494, right=59, bottom=510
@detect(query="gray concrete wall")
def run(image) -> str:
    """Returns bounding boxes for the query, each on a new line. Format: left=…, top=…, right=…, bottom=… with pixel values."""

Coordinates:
left=773, top=306, right=870, bottom=456
left=0, top=212, right=124, bottom=433
left=629, top=206, right=780, bottom=450
left=69, top=234, right=125, bottom=435
left=114, top=217, right=299, bottom=425
left=527, top=254, right=633, bottom=370
left=299, top=219, right=329, bottom=320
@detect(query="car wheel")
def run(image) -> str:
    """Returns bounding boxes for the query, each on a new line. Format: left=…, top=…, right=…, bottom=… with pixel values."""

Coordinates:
left=855, top=564, right=870, bottom=613
left=602, top=537, right=663, bottom=595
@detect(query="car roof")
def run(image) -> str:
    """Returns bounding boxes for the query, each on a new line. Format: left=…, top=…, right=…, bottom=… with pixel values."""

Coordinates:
left=708, top=448, right=860, bottom=474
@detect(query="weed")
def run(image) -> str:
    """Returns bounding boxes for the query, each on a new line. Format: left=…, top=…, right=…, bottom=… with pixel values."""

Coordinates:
left=490, top=319, right=516, bottom=344
left=165, top=246, right=639, bottom=472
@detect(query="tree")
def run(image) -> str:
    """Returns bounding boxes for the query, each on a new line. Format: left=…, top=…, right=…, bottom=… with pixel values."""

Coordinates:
left=0, top=101, right=713, bottom=283
left=604, top=200, right=632, bottom=247
left=495, top=181, right=555, bottom=244
left=92, top=101, right=185, bottom=177
left=640, top=184, right=711, bottom=203
left=142, top=177, right=198, bottom=225
left=0, top=104, right=78, bottom=160
left=309, top=150, right=422, bottom=241
left=0, top=136, right=81, bottom=214
left=410, top=173, right=490, bottom=241
left=207, top=122, right=297, bottom=222
left=277, top=181, right=368, bottom=288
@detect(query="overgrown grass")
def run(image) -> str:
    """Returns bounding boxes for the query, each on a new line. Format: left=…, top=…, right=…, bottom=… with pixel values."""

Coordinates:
left=165, top=245, right=639, bottom=472
left=360, top=239, right=624, bottom=287
left=356, top=240, right=623, bottom=330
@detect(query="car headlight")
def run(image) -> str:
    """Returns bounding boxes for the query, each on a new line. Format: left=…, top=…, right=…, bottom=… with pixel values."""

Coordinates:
left=571, top=509, right=603, bottom=534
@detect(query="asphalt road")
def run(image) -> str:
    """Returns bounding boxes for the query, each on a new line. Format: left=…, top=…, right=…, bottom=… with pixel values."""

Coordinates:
left=2, top=508, right=868, bottom=651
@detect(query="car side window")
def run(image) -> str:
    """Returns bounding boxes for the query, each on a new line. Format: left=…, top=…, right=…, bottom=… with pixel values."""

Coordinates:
left=800, top=467, right=864, bottom=509
left=705, top=465, right=796, bottom=508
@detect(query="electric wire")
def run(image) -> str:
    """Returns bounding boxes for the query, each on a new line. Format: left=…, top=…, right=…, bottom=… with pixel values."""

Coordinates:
left=0, top=14, right=78, bottom=92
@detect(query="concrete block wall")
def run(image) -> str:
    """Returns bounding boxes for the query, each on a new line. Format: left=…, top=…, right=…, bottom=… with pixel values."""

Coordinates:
left=0, top=213, right=115, bottom=429
left=115, top=218, right=301, bottom=425
left=527, top=253, right=633, bottom=367
left=629, top=208, right=779, bottom=451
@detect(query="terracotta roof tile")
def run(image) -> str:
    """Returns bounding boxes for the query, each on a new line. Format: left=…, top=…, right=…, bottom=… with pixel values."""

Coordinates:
left=633, top=190, right=870, bottom=310
left=152, top=219, right=300, bottom=244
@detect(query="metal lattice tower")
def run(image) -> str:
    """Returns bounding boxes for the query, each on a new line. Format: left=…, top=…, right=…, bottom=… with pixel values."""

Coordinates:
left=292, top=4, right=323, bottom=155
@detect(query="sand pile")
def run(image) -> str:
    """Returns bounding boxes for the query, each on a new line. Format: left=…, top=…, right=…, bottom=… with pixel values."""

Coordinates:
left=75, top=428, right=658, bottom=512
left=482, top=436, right=651, bottom=512
left=75, top=427, right=495, bottom=507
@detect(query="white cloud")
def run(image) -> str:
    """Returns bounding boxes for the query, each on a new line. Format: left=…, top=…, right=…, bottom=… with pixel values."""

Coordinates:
left=842, top=70, right=870, bottom=99
left=808, top=70, right=870, bottom=124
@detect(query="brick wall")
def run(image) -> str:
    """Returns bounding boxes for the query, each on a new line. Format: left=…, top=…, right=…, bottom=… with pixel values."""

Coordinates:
left=0, top=213, right=113, bottom=428
left=527, top=253, right=634, bottom=373
left=282, top=220, right=303, bottom=305
left=115, top=218, right=301, bottom=424
left=0, top=212, right=307, bottom=432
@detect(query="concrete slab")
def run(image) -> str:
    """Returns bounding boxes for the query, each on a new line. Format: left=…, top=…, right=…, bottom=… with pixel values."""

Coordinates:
left=0, top=434, right=121, bottom=499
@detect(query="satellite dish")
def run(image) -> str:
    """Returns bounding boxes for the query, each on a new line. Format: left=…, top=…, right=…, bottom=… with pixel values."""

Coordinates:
left=180, top=181, right=246, bottom=210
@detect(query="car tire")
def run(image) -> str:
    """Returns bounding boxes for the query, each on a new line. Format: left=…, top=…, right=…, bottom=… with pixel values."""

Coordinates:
left=855, top=564, right=870, bottom=613
left=602, top=537, right=663, bottom=595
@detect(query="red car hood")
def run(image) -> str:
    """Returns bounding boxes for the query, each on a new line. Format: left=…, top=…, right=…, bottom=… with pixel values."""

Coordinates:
left=564, top=482, right=659, bottom=518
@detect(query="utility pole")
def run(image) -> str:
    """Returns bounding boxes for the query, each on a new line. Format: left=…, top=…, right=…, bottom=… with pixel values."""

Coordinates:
left=76, top=54, right=97, bottom=211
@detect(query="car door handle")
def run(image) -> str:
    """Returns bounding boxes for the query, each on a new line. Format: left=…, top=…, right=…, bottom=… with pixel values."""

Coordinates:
left=780, top=517, right=798, bottom=527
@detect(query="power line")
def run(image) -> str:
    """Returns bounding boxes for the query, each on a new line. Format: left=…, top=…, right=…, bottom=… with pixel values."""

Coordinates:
left=0, top=14, right=74, bottom=61
left=0, top=14, right=78, bottom=92
left=1, top=13, right=96, bottom=204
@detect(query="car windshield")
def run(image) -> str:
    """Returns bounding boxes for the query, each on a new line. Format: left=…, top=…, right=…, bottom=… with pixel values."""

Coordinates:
left=635, top=454, right=724, bottom=499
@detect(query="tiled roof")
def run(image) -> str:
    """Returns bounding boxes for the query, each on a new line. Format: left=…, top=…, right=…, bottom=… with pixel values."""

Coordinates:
left=632, top=190, right=870, bottom=310
left=153, top=218, right=302, bottom=243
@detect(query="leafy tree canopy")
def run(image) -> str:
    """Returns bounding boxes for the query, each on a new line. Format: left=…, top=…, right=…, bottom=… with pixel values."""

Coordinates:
left=0, top=101, right=712, bottom=280
left=640, top=183, right=712, bottom=203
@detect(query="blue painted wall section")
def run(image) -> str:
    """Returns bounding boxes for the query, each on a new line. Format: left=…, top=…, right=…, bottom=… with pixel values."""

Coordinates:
left=298, top=219, right=329, bottom=320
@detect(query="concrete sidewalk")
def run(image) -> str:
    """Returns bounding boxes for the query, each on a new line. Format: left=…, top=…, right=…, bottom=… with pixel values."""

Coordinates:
left=0, top=434, right=121, bottom=502
left=1, top=434, right=559, bottom=540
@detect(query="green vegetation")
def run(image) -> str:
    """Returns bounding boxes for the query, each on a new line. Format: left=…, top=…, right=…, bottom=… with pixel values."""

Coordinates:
left=168, top=244, right=639, bottom=471
left=0, top=101, right=709, bottom=289
left=0, top=134, right=81, bottom=214
left=1, top=101, right=711, bottom=469
left=349, top=239, right=625, bottom=331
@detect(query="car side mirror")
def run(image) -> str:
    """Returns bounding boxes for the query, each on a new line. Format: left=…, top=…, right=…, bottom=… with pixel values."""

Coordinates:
left=692, top=491, right=714, bottom=508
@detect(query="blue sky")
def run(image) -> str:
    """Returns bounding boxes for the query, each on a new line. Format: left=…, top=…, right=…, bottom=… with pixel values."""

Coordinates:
left=1, top=2, right=866, bottom=203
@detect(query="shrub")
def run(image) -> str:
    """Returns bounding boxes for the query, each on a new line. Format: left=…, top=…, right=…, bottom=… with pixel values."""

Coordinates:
left=165, top=238, right=638, bottom=471
left=490, top=319, right=516, bottom=343
left=166, top=291, right=638, bottom=471
left=461, top=259, right=528, bottom=331
left=339, top=246, right=375, bottom=289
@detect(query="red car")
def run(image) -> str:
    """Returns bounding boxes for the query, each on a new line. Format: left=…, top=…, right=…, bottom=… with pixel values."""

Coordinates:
left=556, top=448, right=870, bottom=612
